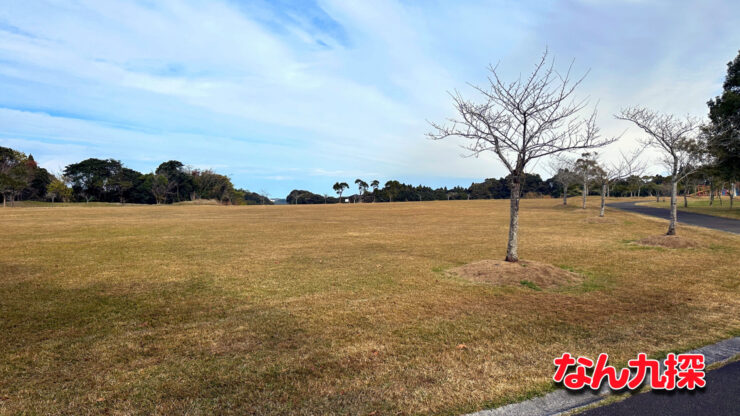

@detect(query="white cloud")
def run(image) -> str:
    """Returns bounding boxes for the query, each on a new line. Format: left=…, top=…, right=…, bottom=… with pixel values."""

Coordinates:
left=0, top=0, right=738, bottom=195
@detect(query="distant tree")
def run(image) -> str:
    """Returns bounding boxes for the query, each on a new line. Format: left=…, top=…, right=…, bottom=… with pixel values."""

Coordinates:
left=190, top=169, right=232, bottom=201
left=0, top=147, right=35, bottom=207
left=705, top=50, right=740, bottom=208
left=573, top=152, right=600, bottom=209
left=617, top=108, right=702, bottom=235
left=550, top=157, right=579, bottom=205
left=384, top=180, right=401, bottom=202
left=63, top=158, right=124, bottom=203
left=594, top=149, right=646, bottom=217
left=0, top=147, right=18, bottom=206
left=259, top=189, right=270, bottom=205
left=451, top=185, right=470, bottom=200
left=286, top=189, right=327, bottom=204
left=156, top=160, right=192, bottom=202
left=109, top=167, right=137, bottom=204
left=333, top=182, right=349, bottom=203
left=23, top=156, right=53, bottom=201
left=237, top=188, right=273, bottom=205
left=46, top=177, right=72, bottom=203
left=354, top=179, right=368, bottom=203
left=623, top=175, right=644, bottom=198
left=370, top=179, right=380, bottom=202
left=149, top=173, right=173, bottom=204
left=429, top=50, right=614, bottom=261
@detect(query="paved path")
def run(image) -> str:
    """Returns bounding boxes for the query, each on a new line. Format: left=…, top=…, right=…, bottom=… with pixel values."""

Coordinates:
left=581, top=360, right=740, bottom=416
left=607, top=201, right=740, bottom=234
left=464, top=337, right=740, bottom=416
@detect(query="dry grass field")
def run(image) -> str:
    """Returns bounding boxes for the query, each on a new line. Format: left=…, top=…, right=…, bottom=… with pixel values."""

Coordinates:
left=1, top=199, right=739, bottom=415
left=646, top=197, right=740, bottom=219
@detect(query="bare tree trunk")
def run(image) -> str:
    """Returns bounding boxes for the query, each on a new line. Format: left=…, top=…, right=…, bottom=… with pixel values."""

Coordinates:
left=2, top=193, right=5, bottom=207
left=582, top=182, right=587, bottom=209
left=709, top=182, right=715, bottom=206
left=505, top=179, right=521, bottom=262
left=599, top=183, right=606, bottom=217
left=667, top=180, right=678, bottom=235
left=562, top=183, right=568, bottom=205
left=683, top=183, right=688, bottom=208
left=731, top=183, right=735, bottom=209
left=718, top=184, right=723, bottom=206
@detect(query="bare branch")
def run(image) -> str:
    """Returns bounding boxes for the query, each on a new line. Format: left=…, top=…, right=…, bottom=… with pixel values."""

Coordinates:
left=429, top=50, right=613, bottom=178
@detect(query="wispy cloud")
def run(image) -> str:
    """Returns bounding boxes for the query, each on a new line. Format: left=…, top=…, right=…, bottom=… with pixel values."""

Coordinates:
left=0, top=0, right=737, bottom=196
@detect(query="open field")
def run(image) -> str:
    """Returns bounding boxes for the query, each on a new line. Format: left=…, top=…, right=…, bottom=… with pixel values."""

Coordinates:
left=645, top=197, right=740, bottom=219
left=1, top=199, right=739, bottom=415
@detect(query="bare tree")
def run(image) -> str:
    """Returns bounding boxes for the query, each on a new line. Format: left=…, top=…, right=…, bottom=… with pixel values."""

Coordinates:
left=594, top=149, right=646, bottom=217
left=573, top=152, right=600, bottom=209
left=428, top=50, right=615, bottom=262
left=616, top=108, right=702, bottom=235
left=259, top=188, right=270, bottom=205
left=549, top=156, right=578, bottom=206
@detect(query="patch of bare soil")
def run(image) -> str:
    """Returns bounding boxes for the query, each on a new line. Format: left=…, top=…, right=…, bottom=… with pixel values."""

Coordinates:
left=636, top=235, right=700, bottom=249
left=447, top=259, right=583, bottom=289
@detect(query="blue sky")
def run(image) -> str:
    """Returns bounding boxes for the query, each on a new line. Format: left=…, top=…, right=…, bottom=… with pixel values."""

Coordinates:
left=0, top=0, right=738, bottom=197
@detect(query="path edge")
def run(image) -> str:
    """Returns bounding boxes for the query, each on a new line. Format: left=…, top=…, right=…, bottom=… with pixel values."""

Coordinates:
left=465, top=336, right=740, bottom=416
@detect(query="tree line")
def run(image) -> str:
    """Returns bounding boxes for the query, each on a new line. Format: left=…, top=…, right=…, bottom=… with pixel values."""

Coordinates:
left=285, top=170, right=730, bottom=206
left=0, top=154, right=272, bottom=206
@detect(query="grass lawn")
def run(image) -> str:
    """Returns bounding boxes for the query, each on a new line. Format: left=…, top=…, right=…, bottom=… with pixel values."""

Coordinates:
left=1, top=200, right=738, bottom=415
left=645, top=197, right=740, bottom=219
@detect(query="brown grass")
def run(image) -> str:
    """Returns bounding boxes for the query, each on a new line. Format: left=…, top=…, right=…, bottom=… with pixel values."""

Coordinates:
left=448, top=259, right=583, bottom=289
left=0, top=199, right=738, bottom=415
left=636, top=235, right=700, bottom=249
left=584, top=216, right=619, bottom=224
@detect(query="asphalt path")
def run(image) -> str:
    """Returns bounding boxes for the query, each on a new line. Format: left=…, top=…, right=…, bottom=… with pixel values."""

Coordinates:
left=581, top=360, right=740, bottom=416
left=607, top=201, right=740, bottom=234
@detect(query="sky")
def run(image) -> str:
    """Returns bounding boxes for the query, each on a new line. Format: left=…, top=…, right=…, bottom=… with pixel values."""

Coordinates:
left=0, top=0, right=738, bottom=198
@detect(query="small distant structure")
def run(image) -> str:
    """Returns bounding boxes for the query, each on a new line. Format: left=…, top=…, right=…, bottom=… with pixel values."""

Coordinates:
left=694, top=183, right=739, bottom=197
left=695, top=185, right=710, bottom=197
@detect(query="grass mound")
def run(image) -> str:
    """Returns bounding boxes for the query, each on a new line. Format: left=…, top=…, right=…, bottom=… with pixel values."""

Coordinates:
left=636, top=235, right=700, bottom=249
left=448, top=259, right=583, bottom=289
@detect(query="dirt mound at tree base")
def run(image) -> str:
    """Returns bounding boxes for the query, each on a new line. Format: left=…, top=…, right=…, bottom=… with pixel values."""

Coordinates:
left=636, top=235, right=699, bottom=249
left=447, top=260, right=583, bottom=289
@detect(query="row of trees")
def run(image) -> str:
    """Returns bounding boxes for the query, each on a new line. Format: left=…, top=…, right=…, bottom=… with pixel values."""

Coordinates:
left=0, top=153, right=272, bottom=206
left=286, top=171, right=706, bottom=205
left=423, top=48, right=739, bottom=262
